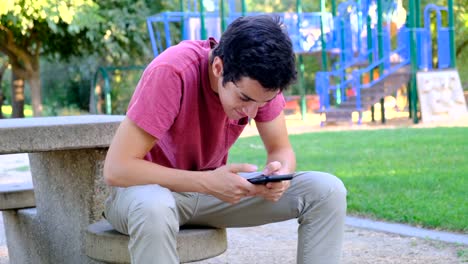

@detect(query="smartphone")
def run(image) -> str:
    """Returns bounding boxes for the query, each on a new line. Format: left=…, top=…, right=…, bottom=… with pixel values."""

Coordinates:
left=247, top=173, right=294, bottom=184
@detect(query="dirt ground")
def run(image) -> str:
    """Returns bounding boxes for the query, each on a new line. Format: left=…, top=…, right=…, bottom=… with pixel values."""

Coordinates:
left=192, top=220, right=467, bottom=264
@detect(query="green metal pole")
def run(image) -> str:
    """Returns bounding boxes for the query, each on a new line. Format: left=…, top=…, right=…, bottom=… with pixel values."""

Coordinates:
left=409, top=0, right=419, bottom=124
left=95, top=67, right=111, bottom=115
left=92, top=70, right=99, bottom=114
left=198, top=0, right=207, bottom=39
left=319, top=0, right=328, bottom=71
left=377, top=0, right=386, bottom=123
left=296, top=0, right=302, bottom=18
left=298, top=55, right=307, bottom=120
left=377, top=0, right=384, bottom=75
left=331, top=0, right=337, bottom=16
left=220, top=0, right=226, bottom=32
left=241, top=0, right=247, bottom=16
left=337, top=19, right=346, bottom=105
left=415, top=0, right=421, bottom=27
left=448, top=0, right=456, bottom=68
left=367, top=15, right=376, bottom=122
left=367, top=16, right=374, bottom=81
left=297, top=0, right=306, bottom=120
left=180, top=0, right=185, bottom=39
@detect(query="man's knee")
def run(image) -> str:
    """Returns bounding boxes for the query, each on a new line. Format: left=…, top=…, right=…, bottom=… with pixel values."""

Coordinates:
left=294, top=171, right=347, bottom=217
left=295, top=171, right=346, bottom=195
left=127, top=186, right=179, bottom=238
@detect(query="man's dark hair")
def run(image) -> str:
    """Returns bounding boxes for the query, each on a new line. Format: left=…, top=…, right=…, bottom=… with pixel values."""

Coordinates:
left=211, top=15, right=297, bottom=91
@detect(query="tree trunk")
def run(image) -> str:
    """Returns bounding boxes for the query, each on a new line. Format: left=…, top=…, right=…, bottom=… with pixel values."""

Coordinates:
left=456, top=39, right=468, bottom=58
left=0, top=87, right=3, bottom=119
left=0, top=61, right=7, bottom=119
left=29, top=70, right=42, bottom=117
left=11, top=68, right=25, bottom=118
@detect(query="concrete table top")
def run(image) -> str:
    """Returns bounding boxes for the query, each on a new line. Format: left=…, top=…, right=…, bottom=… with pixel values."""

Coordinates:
left=0, top=115, right=124, bottom=154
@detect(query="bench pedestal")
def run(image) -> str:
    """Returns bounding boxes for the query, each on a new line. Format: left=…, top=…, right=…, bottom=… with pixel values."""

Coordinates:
left=3, top=149, right=109, bottom=264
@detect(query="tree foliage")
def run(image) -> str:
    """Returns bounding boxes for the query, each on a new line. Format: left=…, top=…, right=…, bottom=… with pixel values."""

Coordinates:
left=0, top=0, right=100, bottom=116
left=0, top=0, right=165, bottom=117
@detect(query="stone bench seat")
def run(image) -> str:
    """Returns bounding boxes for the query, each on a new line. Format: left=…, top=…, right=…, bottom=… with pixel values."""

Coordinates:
left=0, top=182, right=35, bottom=210
left=86, top=220, right=227, bottom=263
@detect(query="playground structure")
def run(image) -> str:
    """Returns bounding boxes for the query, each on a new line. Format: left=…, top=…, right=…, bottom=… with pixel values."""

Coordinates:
left=145, top=0, right=339, bottom=56
left=93, top=0, right=464, bottom=124
left=314, top=0, right=462, bottom=124
left=145, top=0, right=408, bottom=123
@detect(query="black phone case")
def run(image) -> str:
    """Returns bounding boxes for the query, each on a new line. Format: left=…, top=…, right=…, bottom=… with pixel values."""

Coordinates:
left=247, top=174, right=294, bottom=184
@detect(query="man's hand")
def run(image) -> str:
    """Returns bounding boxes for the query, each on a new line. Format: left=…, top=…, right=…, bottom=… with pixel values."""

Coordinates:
left=254, top=161, right=292, bottom=202
left=203, top=164, right=258, bottom=204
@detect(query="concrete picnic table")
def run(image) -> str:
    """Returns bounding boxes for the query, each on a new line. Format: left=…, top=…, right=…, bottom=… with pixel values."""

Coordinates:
left=0, top=115, right=123, bottom=263
left=0, top=115, right=226, bottom=263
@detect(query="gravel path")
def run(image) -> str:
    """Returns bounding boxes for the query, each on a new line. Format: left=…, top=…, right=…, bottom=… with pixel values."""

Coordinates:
left=192, top=220, right=467, bottom=264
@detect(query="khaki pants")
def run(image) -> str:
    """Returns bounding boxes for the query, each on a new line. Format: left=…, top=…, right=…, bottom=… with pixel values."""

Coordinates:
left=104, top=171, right=347, bottom=264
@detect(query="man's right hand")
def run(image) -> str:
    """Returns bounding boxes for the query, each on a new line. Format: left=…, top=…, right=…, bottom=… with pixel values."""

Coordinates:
left=202, top=164, right=258, bottom=204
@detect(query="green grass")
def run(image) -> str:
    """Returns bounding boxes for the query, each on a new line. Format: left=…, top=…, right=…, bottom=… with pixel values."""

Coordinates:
left=458, top=248, right=468, bottom=262
left=8, top=165, right=30, bottom=172
left=1, top=105, right=33, bottom=117
left=228, top=127, right=468, bottom=232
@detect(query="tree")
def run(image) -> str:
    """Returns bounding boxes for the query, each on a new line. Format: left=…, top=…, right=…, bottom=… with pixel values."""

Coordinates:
left=454, top=1, right=468, bottom=57
left=80, top=0, right=165, bottom=65
left=0, top=0, right=101, bottom=116
left=0, top=56, right=8, bottom=118
left=0, top=0, right=168, bottom=117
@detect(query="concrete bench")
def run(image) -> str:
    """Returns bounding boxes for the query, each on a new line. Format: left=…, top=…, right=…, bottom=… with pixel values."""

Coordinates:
left=0, top=115, right=227, bottom=263
left=0, top=182, right=35, bottom=210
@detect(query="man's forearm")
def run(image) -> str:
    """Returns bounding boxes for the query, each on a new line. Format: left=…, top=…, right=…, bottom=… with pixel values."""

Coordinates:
left=104, top=158, right=207, bottom=192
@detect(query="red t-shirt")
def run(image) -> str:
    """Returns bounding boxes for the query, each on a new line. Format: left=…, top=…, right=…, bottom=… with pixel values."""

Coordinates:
left=127, top=39, right=285, bottom=171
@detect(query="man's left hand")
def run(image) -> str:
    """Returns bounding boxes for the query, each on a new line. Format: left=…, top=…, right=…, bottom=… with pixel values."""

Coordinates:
left=254, top=161, right=292, bottom=202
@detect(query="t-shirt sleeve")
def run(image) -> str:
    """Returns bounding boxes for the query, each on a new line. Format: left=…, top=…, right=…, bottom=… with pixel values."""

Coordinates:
left=127, top=65, right=182, bottom=139
left=254, top=92, right=286, bottom=122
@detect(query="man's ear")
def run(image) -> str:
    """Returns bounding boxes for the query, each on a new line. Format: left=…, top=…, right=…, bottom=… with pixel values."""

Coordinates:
left=212, top=56, right=224, bottom=78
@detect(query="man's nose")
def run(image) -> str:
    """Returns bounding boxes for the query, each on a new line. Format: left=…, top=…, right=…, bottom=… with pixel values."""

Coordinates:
left=243, top=103, right=259, bottom=118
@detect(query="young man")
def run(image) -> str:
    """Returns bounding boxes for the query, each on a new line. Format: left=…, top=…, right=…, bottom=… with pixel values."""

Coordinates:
left=103, top=15, right=347, bottom=264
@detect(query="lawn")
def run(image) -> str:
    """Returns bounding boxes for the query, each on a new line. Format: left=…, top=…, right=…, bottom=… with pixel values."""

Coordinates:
left=228, top=127, right=468, bottom=232
left=1, top=105, right=33, bottom=117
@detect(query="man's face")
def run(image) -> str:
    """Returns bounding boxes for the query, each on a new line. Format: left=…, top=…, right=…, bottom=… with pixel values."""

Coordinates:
left=217, top=77, right=279, bottom=120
